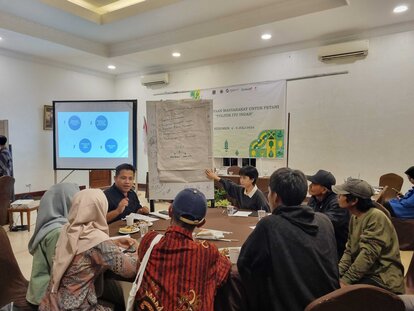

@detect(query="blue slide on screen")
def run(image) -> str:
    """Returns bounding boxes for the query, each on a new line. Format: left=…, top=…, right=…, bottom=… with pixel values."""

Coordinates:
left=58, top=111, right=129, bottom=158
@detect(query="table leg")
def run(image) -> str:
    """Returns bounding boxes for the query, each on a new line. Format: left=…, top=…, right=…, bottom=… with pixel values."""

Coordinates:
left=20, top=212, right=23, bottom=226
left=9, top=210, right=13, bottom=229
left=27, top=211, right=31, bottom=232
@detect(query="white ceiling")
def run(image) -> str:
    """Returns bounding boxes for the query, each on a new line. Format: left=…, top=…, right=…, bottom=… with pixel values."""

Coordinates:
left=0, top=0, right=414, bottom=76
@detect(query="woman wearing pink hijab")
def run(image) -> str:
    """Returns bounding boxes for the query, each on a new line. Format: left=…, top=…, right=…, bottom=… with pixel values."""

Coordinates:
left=39, top=189, right=138, bottom=311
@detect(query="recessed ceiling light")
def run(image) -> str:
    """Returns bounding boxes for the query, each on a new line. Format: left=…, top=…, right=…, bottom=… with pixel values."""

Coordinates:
left=261, top=33, right=272, bottom=40
left=107, top=65, right=116, bottom=70
left=172, top=52, right=181, bottom=58
left=393, top=5, right=408, bottom=13
left=0, top=37, right=3, bottom=41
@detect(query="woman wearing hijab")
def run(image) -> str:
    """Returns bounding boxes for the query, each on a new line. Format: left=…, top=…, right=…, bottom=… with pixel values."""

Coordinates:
left=39, top=189, right=139, bottom=311
left=26, top=183, right=79, bottom=306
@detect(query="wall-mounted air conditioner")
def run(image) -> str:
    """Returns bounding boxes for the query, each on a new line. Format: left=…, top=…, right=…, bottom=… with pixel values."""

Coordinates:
left=318, top=40, right=369, bottom=62
left=141, top=73, right=169, bottom=87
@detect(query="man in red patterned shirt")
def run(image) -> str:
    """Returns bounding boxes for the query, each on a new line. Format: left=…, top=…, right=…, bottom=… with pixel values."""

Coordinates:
left=134, top=188, right=231, bottom=311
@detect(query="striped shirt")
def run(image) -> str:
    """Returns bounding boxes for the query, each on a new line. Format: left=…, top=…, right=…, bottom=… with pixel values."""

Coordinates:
left=135, top=225, right=231, bottom=311
left=0, top=147, right=12, bottom=177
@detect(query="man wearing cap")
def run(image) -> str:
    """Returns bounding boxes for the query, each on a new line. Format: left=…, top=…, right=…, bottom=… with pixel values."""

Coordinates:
left=333, top=178, right=405, bottom=294
left=133, top=188, right=231, bottom=311
left=238, top=168, right=339, bottom=311
left=383, top=166, right=414, bottom=219
left=307, top=169, right=350, bottom=259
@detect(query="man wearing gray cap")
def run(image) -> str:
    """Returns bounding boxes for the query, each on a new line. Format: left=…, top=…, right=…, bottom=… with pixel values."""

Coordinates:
left=333, top=178, right=405, bottom=294
left=307, top=169, right=350, bottom=259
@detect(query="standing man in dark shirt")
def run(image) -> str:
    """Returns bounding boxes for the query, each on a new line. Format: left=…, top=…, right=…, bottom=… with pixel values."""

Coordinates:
left=105, top=163, right=149, bottom=223
left=307, top=169, right=350, bottom=259
left=0, top=135, right=13, bottom=177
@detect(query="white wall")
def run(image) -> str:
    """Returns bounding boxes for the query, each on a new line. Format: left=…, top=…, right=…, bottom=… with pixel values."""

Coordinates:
left=115, top=30, right=414, bottom=192
left=3, top=28, right=412, bottom=195
left=0, top=52, right=115, bottom=193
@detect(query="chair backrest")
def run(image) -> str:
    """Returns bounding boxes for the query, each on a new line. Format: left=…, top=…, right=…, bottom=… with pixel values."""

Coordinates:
left=373, top=201, right=392, bottom=219
left=0, top=226, right=30, bottom=309
left=305, top=284, right=405, bottom=311
left=379, top=173, right=404, bottom=192
left=0, top=176, right=15, bottom=226
left=391, top=217, right=414, bottom=251
left=404, top=252, right=414, bottom=295
left=375, top=185, right=388, bottom=205
left=227, top=166, right=240, bottom=175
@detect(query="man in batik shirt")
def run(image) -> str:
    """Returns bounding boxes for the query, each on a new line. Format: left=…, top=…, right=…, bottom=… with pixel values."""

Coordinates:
left=134, top=188, right=231, bottom=311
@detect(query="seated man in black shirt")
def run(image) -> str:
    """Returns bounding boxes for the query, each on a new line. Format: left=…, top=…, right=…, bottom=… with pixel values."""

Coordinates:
left=306, top=169, right=350, bottom=259
left=105, top=163, right=149, bottom=223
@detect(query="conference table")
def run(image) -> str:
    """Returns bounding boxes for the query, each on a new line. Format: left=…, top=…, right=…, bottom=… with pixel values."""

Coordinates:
left=109, top=207, right=259, bottom=247
left=108, top=207, right=258, bottom=311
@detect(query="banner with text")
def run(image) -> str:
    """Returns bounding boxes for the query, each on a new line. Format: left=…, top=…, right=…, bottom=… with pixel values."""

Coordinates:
left=199, top=80, right=286, bottom=158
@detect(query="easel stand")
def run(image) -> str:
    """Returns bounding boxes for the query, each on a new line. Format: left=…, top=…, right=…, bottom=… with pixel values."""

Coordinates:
left=54, top=170, right=75, bottom=185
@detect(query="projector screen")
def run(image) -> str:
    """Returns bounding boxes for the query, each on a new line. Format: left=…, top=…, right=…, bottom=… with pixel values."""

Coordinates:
left=53, top=100, right=137, bottom=170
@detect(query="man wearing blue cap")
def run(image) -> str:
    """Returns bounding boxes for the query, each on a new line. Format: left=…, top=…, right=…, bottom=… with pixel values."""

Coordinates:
left=133, top=188, right=231, bottom=311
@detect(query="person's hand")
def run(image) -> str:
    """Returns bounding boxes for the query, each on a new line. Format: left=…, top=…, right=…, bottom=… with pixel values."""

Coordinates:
left=340, top=280, right=348, bottom=288
left=116, top=198, right=129, bottom=214
left=205, top=169, right=220, bottom=181
left=113, top=237, right=137, bottom=250
left=139, top=206, right=150, bottom=215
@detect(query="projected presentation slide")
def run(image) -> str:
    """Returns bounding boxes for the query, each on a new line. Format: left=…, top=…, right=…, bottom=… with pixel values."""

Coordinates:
left=57, top=111, right=129, bottom=158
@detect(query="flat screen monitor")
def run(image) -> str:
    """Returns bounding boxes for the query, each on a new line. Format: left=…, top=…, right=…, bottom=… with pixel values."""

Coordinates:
left=53, top=100, right=137, bottom=170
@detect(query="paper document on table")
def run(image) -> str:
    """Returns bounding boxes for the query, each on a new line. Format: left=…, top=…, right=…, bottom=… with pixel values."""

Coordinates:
left=202, top=229, right=232, bottom=235
left=149, top=211, right=171, bottom=220
left=130, top=213, right=160, bottom=222
left=196, top=229, right=225, bottom=240
left=231, top=211, right=252, bottom=217
left=110, top=235, right=131, bottom=240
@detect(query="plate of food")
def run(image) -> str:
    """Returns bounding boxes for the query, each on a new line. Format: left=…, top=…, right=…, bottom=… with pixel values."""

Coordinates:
left=119, top=225, right=139, bottom=234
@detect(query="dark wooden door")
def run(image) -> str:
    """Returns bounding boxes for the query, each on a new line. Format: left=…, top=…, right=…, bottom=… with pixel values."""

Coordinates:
left=89, top=170, right=112, bottom=189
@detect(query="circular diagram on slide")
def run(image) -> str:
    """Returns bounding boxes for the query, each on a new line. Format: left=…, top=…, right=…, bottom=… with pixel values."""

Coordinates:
left=105, top=139, right=118, bottom=153
left=95, top=115, right=108, bottom=131
left=68, top=115, right=81, bottom=130
left=79, top=138, right=92, bottom=153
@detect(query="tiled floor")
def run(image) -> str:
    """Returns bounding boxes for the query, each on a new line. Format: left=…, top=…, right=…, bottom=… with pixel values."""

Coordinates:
left=5, top=193, right=414, bottom=282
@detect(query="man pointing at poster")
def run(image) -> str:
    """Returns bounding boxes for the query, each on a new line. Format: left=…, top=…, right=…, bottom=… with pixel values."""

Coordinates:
left=105, top=163, right=149, bottom=223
